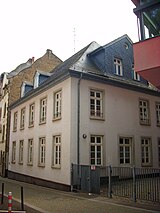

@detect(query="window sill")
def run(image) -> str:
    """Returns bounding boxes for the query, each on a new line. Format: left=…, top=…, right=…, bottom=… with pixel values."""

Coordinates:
left=27, top=163, right=33, bottom=166
left=38, top=164, right=45, bottom=168
left=28, top=124, right=34, bottom=128
left=20, top=127, right=24, bottom=131
left=13, top=129, right=17, bottom=132
left=90, top=116, right=105, bottom=121
left=140, top=122, right=151, bottom=126
left=51, top=165, right=61, bottom=169
left=39, top=121, right=46, bottom=125
left=141, top=163, right=152, bottom=167
left=11, top=161, right=16, bottom=164
left=19, top=162, right=23, bottom=165
left=52, top=117, right=62, bottom=122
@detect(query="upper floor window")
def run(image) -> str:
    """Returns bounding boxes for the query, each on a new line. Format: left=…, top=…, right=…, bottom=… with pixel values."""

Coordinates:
left=90, top=135, right=103, bottom=166
left=38, top=137, right=46, bottom=166
left=90, top=90, right=103, bottom=119
left=114, top=58, right=123, bottom=76
left=53, top=90, right=62, bottom=120
left=3, top=103, right=7, bottom=118
left=40, top=98, right=47, bottom=124
left=19, top=140, right=24, bottom=164
left=119, top=137, right=133, bottom=165
left=141, top=137, right=152, bottom=166
left=156, top=102, right=160, bottom=126
left=52, top=135, right=61, bottom=168
left=13, top=112, right=18, bottom=132
left=20, top=107, right=25, bottom=130
left=29, top=103, right=35, bottom=127
left=139, top=99, right=150, bottom=125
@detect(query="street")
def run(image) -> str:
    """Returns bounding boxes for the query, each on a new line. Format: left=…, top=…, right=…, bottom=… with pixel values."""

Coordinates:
left=0, top=177, right=159, bottom=213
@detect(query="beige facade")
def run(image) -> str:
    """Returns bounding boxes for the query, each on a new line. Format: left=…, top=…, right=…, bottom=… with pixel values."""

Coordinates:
left=9, top=76, right=160, bottom=188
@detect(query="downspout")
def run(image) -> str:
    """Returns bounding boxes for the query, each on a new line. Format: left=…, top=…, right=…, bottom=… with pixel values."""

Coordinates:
left=77, top=72, right=82, bottom=165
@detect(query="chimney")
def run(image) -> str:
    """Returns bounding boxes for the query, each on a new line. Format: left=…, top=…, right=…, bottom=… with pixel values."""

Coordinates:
left=32, top=57, right=35, bottom=63
left=46, top=49, right=52, bottom=59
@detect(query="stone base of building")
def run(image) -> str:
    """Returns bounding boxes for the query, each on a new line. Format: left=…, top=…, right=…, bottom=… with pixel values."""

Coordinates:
left=8, top=170, right=70, bottom=191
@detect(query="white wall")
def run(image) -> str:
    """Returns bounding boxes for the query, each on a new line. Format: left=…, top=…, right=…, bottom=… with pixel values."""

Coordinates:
left=9, top=78, right=72, bottom=185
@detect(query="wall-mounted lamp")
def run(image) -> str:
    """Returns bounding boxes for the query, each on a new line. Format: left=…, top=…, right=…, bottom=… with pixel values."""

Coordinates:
left=83, top=134, right=87, bottom=139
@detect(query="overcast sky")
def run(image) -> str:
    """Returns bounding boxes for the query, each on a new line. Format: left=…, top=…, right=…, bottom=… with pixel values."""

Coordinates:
left=0, top=0, right=137, bottom=74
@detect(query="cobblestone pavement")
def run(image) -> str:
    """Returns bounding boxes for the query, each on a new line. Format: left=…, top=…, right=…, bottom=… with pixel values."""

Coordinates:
left=0, top=177, right=160, bottom=213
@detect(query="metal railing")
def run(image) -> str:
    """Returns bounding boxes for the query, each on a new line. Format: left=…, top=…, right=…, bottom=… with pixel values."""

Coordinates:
left=71, top=164, right=160, bottom=203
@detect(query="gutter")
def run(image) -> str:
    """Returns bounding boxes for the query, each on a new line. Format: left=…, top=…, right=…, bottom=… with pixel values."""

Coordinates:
left=77, top=72, right=82, bottom=165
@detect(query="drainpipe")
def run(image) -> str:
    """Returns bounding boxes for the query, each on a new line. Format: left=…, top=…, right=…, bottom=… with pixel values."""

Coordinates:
left=77, top=73, right=82, bottom=165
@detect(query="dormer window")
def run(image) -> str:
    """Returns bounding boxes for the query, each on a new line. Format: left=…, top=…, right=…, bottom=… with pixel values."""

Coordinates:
left=114, top=58, right=123, bottom=76
left=132, top=64, right=140, bottom=81
left=34, top=72, right=40, bottom=89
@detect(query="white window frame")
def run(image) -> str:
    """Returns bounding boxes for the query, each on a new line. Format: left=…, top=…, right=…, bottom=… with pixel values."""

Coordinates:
left=12, top=141, right=16, bottom=163
left=90, top=90, right=103, bottom=119
left=28, top=139, right=33, bottom=165
left=52, top=135, right=61, bottom=168
left=29, top=103, right=35, bottom=127
left=119, top=137, right=133, bottom=165
left=114, top=58, right=123, bottom=76
left=156, top=102, right=160, bottom=126
left=139, top=99, right=150, bottom=125
left=141, top=137, right=152, bottom=166
left=90, top=135, right=103, bottom=166
left=20, top=107, right=25, bottom=130
left=38, top=137, right=46, bottom=166
left=19, top=140, right=24, bottom=164
left=132, top=64, right=140, bottom=81
left=53, top=90, right=62, bottom=120
left=13, top=111, right=18, bottom=131
left=40, top=98, right=47, bottom=124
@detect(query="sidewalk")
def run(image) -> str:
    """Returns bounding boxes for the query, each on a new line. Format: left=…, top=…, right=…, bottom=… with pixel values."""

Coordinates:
left=0, top=177, right=160, bottom=213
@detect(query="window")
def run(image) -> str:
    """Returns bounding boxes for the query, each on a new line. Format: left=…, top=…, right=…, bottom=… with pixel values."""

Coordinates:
left=52, top=135, right=61, bottom=168
left=29, top=103, right=35, bottom=127
left=3, top=103, right=6, bottom=118
left=12, top=141, right=16, bottom=163
left=53, top=91, right=62, bottom=119
left=114, top=58, right=123, bottom=76
left=141, top=137, right=152, bottom=166
left=28, top=139, right=33, bottom=165
left=132, top=64, right=140, bottom=81
left=90, top=135, right=103, bottom=166
left=40, top=98, right=47, bottom=124
left=156, top=102, right=160, bottom=126
left=20, top=108, right=25, bottom=129
left=2, top=125, right=5, bottom=143
left=38, top=137, right=46, bottom=166
left=158, top=138, right=160, bottom=167
left=19, top=140, right=24, bottom=164
left=119, top=137, right=133, bottom=165
left=139, top=99, right=150, bottom=125
left=13, top=112, right=18, bottom=131
left=90, top=90, right=103, bottom=119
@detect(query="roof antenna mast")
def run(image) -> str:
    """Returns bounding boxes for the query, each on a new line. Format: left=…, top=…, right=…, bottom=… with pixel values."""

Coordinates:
left=73, top=27, right=76, bottom=53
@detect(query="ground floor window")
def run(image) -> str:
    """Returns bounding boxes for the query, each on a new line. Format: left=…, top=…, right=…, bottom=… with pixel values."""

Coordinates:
left=19, top=140, right=24, bottom=164
left=12, top=141, right=16, bottom=163
left=141, top=137, right=152, bottom=166
left=28, top=139, right=33, bottom=165
left=90, top=135, right=103, bottom=166
left=119, top=137, right=133, bottom=165
left=38, top=137, right=46, bottom=166
left=52, top=135, right=61, bottom=168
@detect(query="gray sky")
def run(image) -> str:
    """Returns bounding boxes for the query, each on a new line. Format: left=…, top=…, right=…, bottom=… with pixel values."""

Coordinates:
left=0, top=0, right=137, bottom=74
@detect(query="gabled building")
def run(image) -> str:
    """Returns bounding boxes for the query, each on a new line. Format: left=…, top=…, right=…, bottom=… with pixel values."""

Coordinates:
left=8, top=35, right=160, bottom=191
left=0, top=50, right=62, bottom=176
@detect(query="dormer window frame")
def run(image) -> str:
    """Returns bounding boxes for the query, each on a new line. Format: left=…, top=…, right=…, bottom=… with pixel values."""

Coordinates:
left=34, top=72, right=40, bottom=89
left=114, top=58, right=123, bottom=76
